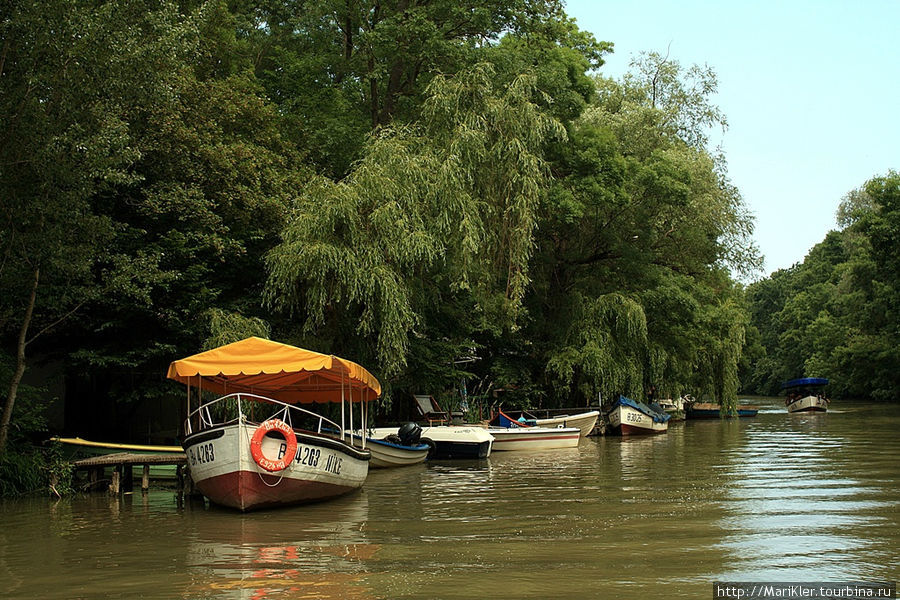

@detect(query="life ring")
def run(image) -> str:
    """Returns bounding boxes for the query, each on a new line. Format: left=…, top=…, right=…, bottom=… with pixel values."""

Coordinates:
left=250, top=419, right=298, bottom=472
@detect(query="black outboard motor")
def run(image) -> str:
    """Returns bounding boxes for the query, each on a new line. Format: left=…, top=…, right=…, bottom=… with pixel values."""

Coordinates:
left=398, top=422, right=422, bottom=446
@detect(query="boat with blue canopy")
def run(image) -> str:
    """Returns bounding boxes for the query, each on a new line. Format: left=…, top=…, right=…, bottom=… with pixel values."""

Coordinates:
left=781, top=377, right=830, bottom=413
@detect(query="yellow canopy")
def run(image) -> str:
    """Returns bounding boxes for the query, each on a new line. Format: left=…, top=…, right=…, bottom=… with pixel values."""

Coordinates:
left=166, top=337, right=381, bottom=403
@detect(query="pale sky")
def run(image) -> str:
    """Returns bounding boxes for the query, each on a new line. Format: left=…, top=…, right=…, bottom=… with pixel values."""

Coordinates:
left=564, top=0, right=899, bottom=276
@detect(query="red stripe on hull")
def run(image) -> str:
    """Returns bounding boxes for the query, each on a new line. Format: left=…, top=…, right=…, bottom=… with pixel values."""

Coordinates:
left=196, top=470, right=357, bottom=511
left=616, top=423, right=666, bottom=436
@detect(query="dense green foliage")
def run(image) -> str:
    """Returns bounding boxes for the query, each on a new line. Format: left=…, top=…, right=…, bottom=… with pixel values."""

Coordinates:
left=744, top=172, right=900, bottom=401
left=11, top=0, right=867, bottom=467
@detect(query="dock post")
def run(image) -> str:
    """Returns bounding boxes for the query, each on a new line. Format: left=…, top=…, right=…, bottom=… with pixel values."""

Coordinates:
left=142, top=464, right=150, bottom=493
left=110, top=467, right=120, bottom=495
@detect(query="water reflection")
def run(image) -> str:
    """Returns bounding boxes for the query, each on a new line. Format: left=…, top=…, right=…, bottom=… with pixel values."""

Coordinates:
left=183, top=492, right=376, bottom=599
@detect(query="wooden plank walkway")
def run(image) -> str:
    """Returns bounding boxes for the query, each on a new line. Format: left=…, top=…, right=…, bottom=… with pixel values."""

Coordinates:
left=73, top=452, right=188, bottom=494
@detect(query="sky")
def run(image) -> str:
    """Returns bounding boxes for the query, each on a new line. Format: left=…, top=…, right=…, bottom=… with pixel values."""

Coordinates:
left=563, top=0, right=900, bottom=276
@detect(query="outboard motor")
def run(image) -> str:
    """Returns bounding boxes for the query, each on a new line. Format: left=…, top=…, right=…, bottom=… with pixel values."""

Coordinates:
left=398, top=422, right=422, bottom=446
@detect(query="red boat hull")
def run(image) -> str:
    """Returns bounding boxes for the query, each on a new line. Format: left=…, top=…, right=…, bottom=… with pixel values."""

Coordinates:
left=196, top=470, right=358, bottom=511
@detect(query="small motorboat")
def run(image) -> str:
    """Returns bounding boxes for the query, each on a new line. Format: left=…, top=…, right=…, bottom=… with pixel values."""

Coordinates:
left=782, top=377, right=830, bottom=413
left=368, top=425, right=494, bottom=459
left=605, top=395, right=670, bottom=435
left=344, top=423, right=430, bottom=468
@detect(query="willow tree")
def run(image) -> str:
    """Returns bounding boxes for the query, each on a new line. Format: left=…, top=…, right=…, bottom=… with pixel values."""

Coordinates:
left=545, top=293, right=648, bottom=404
left=525, top=51, right=760, bottom=409
left=265, top=64, right=564, bottom=378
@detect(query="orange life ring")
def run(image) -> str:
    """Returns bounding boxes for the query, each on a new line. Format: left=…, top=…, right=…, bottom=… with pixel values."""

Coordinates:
left=250, top=419, right=298, bottom=472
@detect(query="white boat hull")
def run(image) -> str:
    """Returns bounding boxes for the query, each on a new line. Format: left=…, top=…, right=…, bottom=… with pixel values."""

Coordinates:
left=369, top=426, right=493, bottom=459
left=607, top=405, right=668, bottom=435
left=533, top=411, right=600, bottom=437
left=787, top=395, right=829, bottom=413
left=488, top=426, right=581, bottom=451
left=183, top=421, right=369, bottom=511
left=351, top=434, right=429, bottom=468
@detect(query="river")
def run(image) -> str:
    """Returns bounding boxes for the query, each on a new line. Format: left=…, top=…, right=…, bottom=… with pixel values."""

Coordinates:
left=1, top=397, right=898, bottom=599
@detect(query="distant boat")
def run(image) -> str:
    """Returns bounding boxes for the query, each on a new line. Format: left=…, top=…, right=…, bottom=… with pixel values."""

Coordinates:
left=369, top=425, right=494, bottom=459
left=657, top=397, right=686, bottom=421
left=781, top=377, right=830, bottom=413
left=605, top=396, right=670, bottom=435
left=684, top=402, right=759, bottom=419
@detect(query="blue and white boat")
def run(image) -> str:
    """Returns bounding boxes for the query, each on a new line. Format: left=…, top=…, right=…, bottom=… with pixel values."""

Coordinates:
left=605, top=395, right=671, bottom=435
left=368, top=425, right=493, bottom=459
left=782, top=378, right=830, bottom=413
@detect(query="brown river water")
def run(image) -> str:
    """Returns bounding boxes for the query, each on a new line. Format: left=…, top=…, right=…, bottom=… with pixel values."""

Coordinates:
left=1, top=397, right=898, bottom=599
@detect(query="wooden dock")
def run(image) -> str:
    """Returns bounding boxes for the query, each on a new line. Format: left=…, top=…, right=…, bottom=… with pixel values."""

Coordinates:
left=72, top=451, right=189, bottom=494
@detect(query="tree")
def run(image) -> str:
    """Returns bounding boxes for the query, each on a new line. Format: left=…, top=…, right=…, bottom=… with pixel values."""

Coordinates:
left=265, top=63, right=565, bottom=379
left=522, top=56, right=759, bottom=409
left=0, top=0, right=198, bottom=451
left=744, top=172, right=900, bottom=402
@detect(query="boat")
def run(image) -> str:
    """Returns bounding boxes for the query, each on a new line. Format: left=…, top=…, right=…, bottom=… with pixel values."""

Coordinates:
left=657, top=397, right=686, bottom=421
left=782, top=377, right=830, bottom=413
left=487, top=425, right=581, bottom=451
left=605, top=395, right=670, bottom=435
left=534, top=411, right=599, bottom=437
left=167, top=337, right=380, bottom=511
left=684, top=402, right=759, bottom=419
left=343, top=424, right=430, bottom=468
left=484, top=410, right=581, bottom=450
left=499, top=410, right=600, bottom=438
left=368, top=425, right=494, bottom=459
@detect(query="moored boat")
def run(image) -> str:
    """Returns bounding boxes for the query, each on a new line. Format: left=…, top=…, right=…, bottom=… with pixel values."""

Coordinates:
left=657, top=397, right=686, bottom=421
left=167, top=337, right=380, bottom=511
left=487, top=425, right=581, bottom=451
left=782, top=377, right=830, bottom=413
left=605, top=395, right=670, bottom=435
left=343, top=424, right=430, bottom=468
left=368, top=425, right=494, bottom=459
left=531, top=411, right=600, bottom=438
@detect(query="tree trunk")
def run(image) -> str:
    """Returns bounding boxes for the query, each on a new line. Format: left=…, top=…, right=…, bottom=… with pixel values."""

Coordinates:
left=0, top=267, right=39, bottom=453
